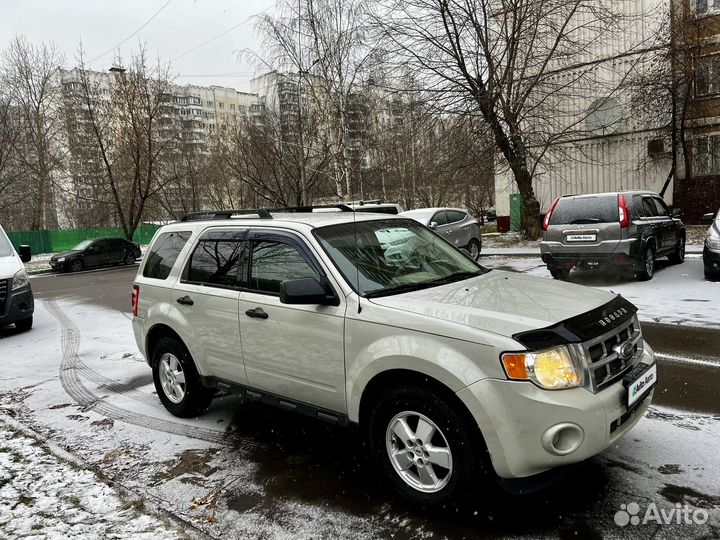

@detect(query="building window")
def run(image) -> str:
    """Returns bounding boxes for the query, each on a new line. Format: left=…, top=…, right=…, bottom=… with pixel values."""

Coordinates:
left=695, top=0, right=720, bottom=14
left=694, top=136, right=720, bottom=176
left=230, top=103, right=235, bottom=110
left=218, top=102, right=224, bottom=109
left=206, top=100, right=213, bottom=107
left=696, top=55, right=720, bottom=96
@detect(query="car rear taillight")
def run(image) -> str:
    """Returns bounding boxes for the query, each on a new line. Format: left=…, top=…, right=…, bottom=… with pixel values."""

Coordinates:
left=618, top=193, right=630, bottom=228
left=542, top=197, right=560, bottom=231
left=132, top=284, right=139, bottom=317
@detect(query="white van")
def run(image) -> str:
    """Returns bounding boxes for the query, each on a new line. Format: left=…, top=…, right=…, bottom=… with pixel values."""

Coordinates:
left=0, top=225, right=34, bottom=331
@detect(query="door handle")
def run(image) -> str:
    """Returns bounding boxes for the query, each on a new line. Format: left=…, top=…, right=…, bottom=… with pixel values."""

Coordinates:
left=176, top=295, right=194, bottom=306
left=245, top=307, right=269, bottom=320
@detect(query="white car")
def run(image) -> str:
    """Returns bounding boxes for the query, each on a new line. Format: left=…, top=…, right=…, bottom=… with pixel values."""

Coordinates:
left=0, top=224, right=34, bottom=331
left=132, top=208, right=656, bottom=506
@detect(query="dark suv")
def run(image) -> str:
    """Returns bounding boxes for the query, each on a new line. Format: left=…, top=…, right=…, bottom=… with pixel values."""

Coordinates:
left=540, top=191, right=685, bottom=280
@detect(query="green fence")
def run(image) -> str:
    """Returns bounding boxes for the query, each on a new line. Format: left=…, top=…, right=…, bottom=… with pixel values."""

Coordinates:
left=7, top=225, right=161, bottom=255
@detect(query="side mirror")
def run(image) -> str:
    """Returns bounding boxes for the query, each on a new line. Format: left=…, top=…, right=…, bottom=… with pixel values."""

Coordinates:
left=429, top=221, right=438, bottom=229
left=19, top=245, right=32, bottom=263
left=671, top=208, right=683, bottom=218
left=703, top=212, right=715, bottom=223
left=279, top=276, right=339, bottom=306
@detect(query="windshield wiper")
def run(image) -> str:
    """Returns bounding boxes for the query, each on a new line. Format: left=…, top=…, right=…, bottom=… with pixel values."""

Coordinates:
left=364, top=271, right=483, bottom=299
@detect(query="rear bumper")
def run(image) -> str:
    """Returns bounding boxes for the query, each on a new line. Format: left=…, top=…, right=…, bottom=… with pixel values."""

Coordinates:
left=0, top=284, right=34, bottom=327
left=540, top=239, right=640, bottom=269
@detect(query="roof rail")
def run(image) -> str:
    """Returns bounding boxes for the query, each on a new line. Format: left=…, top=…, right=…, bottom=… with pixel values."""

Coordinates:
left=269, top=203, right=354, bottom=213
left=179, top=209, right=273, bottom=221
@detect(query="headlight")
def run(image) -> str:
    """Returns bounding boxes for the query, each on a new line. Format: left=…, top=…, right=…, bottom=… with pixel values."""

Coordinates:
left=57, top=257, right=65, bottom=262
left=501, top=346, right=583, bottom=390
left=707, top=238, right=720, bottom=251
left=12, top=269, right=29, bottom=290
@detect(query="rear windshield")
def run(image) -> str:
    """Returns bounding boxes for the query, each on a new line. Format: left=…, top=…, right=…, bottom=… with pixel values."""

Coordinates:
left=143, top=231, right=192, bottom=279
left=549, top=196, right=618, bottom=225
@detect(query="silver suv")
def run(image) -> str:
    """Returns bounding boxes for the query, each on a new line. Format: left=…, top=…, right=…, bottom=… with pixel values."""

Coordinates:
left=132, top=207, right=656, bottom=506
left=541, top=191, right=685, bottom=280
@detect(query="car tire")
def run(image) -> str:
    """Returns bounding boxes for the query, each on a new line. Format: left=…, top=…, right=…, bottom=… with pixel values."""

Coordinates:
left=368, top=385, right=487, bottom=509
left=668, top=236, right=685, bottom=264
left=465, top=239, right=481, bottom=261
left=550, top=268, right=569, bottom=280
left=637, top=246, right=655, bottom=281
left=705, top=266, right=718, bottom=281
left=151, top=337, right=214, bottom=418
left=124, top=252, right=136, bottom=265
left=69, top=259, right=84, bottom=273
left=15, top=317, right=33, bottom=331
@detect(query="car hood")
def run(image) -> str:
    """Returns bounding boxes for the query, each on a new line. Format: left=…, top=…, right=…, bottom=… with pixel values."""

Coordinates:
left=51, top=250, right=82, bottom=261
left=0, top=254, right=23, bottom=278
left=368, top=269, right=617, bottom=339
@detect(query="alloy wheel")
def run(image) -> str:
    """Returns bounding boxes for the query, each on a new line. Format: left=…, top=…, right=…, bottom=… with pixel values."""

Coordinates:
left=158, top=352, right=186, bottom=404
left=385, top=411, right=453, bottom=493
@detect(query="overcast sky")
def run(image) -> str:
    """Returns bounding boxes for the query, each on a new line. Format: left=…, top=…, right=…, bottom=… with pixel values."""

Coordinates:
left=1, top=0, right=276, bottom=91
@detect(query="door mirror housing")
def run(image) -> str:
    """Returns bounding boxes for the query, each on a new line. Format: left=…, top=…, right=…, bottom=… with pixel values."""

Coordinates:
left=429, top=221, right=438, bottom=229
left=279, top=276, right=339, bottom=306
left=671, top=208, right=683, bottom=218
left=702, top=212, right=715, bottom=223
left=19, top=245, right=31, bottom=263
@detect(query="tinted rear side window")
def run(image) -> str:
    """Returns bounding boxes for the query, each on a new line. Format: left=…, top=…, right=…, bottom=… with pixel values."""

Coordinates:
left=185, top=230, right=246, bottom=289
left=549, top=196, right=618, bottom=225
left=143, top=231, right=191, bottom=279
left=446, top=210, right=467, bottom=223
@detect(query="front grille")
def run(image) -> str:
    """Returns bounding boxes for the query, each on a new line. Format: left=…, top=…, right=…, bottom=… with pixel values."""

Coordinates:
left=580, top=315, right=643, bottom=392
left=0, top=278, right=8, bottom=315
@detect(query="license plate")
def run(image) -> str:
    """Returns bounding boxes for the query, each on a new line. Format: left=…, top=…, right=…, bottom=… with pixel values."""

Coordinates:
left=566, top=234, right=596, bottom=242
left=625, top=363, right=657, bottom=408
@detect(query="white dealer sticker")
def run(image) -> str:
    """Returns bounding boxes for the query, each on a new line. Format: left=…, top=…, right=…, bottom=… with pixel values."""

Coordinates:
left=566, top=234, right=596, bottom=242
left=627, top=364, right=657, bottom=407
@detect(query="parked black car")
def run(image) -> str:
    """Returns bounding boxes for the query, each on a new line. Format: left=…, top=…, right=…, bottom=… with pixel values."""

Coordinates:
left=540, top=191, right=685, bottom=281
left=703, top=210, right=720, bottom=279
left=50, top=237, right=141, bottom=272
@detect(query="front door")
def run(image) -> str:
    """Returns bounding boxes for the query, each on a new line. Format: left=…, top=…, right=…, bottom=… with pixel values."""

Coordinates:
left=171, top=228, right=248, bottom=384
left=238, top=230, right=346, bottom=413
left=84, top=240, right=108, bottom=267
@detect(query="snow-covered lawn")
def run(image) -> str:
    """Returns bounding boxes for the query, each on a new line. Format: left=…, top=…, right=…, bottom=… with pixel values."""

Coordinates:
left=0, top=417, right=186, bottom=539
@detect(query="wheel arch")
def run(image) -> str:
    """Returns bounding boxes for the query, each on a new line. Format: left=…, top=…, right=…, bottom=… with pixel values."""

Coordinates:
left=146, top=323, right=187, bottom=366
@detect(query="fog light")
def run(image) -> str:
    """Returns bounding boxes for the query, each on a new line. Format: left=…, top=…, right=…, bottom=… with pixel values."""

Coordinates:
left=541, top=423, right=584, bottom=456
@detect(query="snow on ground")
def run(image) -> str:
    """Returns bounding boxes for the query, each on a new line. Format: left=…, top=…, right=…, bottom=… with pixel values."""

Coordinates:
left=482, top=255, right=720, bottom=328
left=0, top=418, right=186, bottom=539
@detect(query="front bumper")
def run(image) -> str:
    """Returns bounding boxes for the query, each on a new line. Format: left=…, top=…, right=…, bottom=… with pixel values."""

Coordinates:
left=704, top=246, right=720, bottom=272
left=456, top=342, right=655, bottom=479
left=49, top=259, right=68, bottom=271
left=0, top=284, right=35, bottom=327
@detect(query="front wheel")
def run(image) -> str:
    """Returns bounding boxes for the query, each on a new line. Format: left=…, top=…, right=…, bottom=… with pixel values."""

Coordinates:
left=152, top=338, right=214, bottom=418
left=636, top=247, right=655, bottom=281
left=69, top=259, right=84, bottom=273
left=368, top=386, right=487, bottom=508
left=15, top=317, right=33, bottom=331
left=465, top=239, right=481, bottom=261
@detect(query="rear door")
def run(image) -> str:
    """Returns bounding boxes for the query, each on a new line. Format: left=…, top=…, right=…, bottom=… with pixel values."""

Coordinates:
left=84, top=240, right=108, bottom=267
left=652, top=197, right=675, bottom=251
left=107, top=239, right=126, bottom=263
left=238, top=229, right=346, bottom=413
left=172, top=228, right=248, bottom=384
left=444, top=210, right=471, bottom=247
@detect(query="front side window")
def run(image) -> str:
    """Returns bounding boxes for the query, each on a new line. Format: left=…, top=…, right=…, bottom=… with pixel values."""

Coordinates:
left=653, top=198, right=670, bottom=217
left=431, top=211, right=448, bottom=226
left=143, top=231, right=192, bottom=280
left=185, top=230, right=246, bottom=289
left=314, top=219, right=485, bottom=297
left=249, top=240, right=318, bottom=294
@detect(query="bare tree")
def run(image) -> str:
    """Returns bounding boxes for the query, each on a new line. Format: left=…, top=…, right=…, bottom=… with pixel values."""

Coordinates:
left=373, top=0, right=657, bottom=237
left=0, top=86, right=25, bottom=224
left=2, top=36, right=64, bottom=230
left=255, top=0, right=377, bottom=200
left=65, top=47, right=180, bottom=239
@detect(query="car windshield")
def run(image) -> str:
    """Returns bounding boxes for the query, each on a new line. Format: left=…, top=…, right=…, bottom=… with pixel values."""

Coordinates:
left=314, top=219, right=487, bottom=297
left=0, top=232, right=13, bottom=258
left=72, top=240, right=94, bottom=250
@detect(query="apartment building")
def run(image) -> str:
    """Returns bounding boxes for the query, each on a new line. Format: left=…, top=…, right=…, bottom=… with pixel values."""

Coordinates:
left=493, top=0, right=678, bottom=227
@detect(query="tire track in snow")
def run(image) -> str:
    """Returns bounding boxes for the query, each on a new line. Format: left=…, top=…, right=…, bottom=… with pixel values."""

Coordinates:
left=45, top=299, right=258, bottom=448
